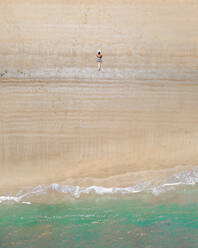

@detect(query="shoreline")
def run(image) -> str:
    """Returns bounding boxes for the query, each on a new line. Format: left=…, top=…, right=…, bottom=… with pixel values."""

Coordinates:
left=0, top=165, right=197, bottom=195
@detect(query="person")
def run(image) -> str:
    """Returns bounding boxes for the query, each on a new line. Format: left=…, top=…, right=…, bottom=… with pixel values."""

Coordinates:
left=96, top=50, right=103, bottom=71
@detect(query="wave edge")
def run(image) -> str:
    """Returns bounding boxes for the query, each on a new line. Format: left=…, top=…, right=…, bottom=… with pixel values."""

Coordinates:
left=1, top=167, right=198, bottom=204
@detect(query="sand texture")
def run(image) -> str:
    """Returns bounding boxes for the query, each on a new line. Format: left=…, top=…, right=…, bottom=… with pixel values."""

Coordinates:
left=0, top=0, right=198, bottom=191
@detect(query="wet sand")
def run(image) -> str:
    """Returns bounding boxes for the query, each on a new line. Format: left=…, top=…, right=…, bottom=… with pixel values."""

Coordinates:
left=1, top=78, right=198, bottom=191
left=0, top=0, right=198, bottom=191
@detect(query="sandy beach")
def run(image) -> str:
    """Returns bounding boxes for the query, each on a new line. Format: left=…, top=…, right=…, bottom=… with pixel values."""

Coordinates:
left=0, top=0, right=198, bottom=192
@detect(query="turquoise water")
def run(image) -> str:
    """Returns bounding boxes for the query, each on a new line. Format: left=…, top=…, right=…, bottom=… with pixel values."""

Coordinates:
left=1, top=186, right=198, bottom=248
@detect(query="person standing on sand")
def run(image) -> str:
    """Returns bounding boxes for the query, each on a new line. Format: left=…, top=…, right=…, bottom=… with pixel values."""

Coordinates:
left=96, top=50, right=103, bottom=71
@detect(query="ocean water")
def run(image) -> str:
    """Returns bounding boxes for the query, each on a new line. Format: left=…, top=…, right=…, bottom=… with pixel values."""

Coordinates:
left=1, top=169, right=198, bottom=248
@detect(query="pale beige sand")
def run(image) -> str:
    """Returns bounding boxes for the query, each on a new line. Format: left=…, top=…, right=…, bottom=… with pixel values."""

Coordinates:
left=1, top=78, right=198, bottom=192
left=0, top=0, right=198, bottom=192
left=0, top=0, right=198, bottom=70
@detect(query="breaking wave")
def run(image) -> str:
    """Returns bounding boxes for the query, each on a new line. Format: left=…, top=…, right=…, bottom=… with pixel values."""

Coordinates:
left=1, top=168, right=198, bottom=204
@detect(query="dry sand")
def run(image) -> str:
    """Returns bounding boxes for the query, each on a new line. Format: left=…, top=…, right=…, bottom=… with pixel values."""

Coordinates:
left=0, top=0, right=198, bottom=192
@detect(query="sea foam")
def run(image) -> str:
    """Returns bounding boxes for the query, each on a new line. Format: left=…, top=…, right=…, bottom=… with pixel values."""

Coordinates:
left=0, top=168, right=198, bottom=204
